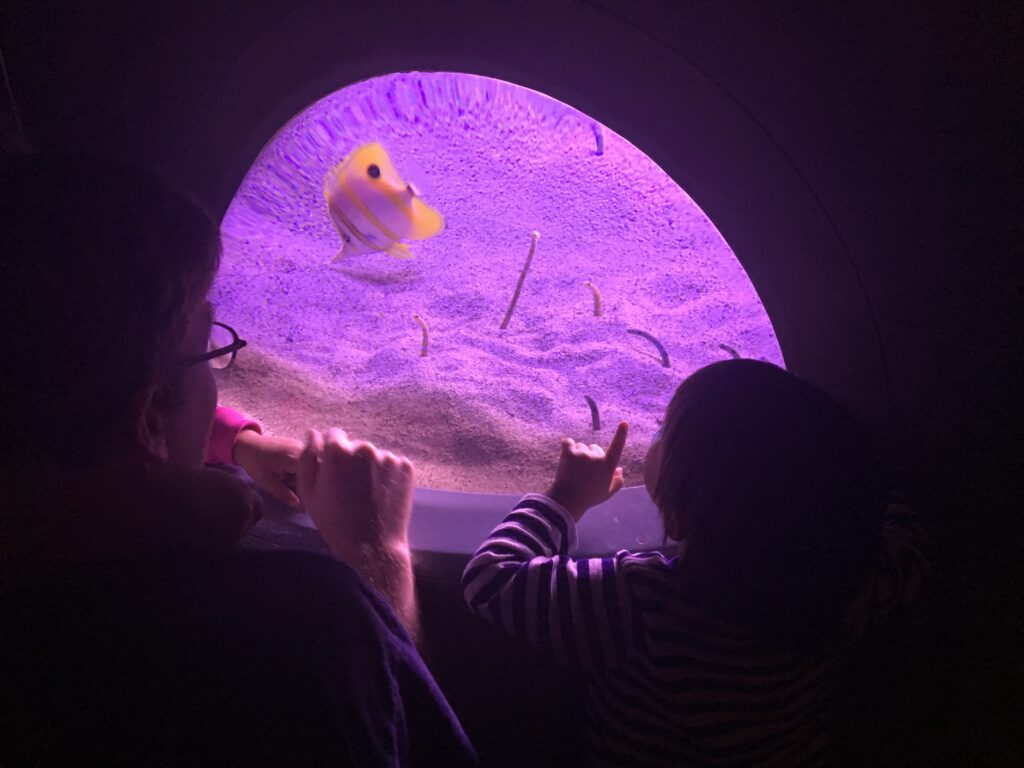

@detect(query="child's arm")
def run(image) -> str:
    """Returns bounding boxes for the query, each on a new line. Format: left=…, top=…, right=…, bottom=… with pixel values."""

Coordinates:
left=205, top=405, right=261, bottom=465
left=462, top=423, right=652, bottom=671
left=234, top=431, right=303, bottom=508
left=206, top=405, right=303, bottom=507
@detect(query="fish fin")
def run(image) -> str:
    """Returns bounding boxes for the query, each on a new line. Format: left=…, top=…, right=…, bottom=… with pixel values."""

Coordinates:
left=331, top=246, right=348, bottom=263
left=399, top=153, right=431, bottom=197
left=386, top=242, right=415, bottom=259
left=406, top=199, right=445, bottom=240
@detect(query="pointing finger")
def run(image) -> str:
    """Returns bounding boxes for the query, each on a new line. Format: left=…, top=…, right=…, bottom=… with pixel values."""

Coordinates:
left=608, top=467, right=625, bottom=496
left=605, top=421, right=629, bottom=468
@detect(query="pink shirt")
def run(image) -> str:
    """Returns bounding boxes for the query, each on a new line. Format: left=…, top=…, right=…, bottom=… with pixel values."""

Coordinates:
left=204, top=405, right=261, bottom=465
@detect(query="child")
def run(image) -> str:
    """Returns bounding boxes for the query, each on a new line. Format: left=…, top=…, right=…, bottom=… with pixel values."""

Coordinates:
left=463, top=359, right=926, bottom=767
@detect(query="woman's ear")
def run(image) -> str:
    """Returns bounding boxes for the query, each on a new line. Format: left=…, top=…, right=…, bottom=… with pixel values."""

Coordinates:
left=134, top=387, right=169, bottom=461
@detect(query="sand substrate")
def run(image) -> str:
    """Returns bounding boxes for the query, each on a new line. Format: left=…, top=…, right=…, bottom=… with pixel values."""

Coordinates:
left=212, top=72, right=783, bottom=493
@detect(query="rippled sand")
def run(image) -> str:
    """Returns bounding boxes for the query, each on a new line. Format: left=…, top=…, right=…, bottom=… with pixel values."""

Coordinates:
left=212, top=72, right=783, bottom=492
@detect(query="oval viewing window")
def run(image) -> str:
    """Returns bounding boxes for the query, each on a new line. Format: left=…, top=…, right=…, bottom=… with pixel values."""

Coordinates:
left=214, top=71, right=785, bottom=494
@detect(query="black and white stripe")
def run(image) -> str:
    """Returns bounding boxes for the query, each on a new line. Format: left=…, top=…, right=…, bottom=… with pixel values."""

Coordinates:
left=464, top=494, right=926, bottom=766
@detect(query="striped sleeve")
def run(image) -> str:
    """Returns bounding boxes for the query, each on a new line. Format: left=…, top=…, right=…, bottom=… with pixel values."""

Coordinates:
left=462, top=494, right=641, bottom=672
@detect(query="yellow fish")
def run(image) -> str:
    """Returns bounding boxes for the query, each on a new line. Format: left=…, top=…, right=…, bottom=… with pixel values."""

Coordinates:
left=323, top=143, right=443, bottom=260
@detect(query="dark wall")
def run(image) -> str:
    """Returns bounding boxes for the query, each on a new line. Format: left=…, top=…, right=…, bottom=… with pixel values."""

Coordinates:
left=2, top=1, right=1020, bottom=764
left=2, top=0, right=894, bottom=424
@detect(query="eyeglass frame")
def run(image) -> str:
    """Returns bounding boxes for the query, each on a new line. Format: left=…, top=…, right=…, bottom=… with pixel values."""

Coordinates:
left=176, top=321, right=247, bottom=369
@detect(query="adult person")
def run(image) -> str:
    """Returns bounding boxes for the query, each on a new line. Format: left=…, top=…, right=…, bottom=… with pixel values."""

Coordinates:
left=0, top=153, right=477, bottom=766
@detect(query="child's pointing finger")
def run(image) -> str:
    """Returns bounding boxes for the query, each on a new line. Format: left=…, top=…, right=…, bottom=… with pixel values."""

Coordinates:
left=605, top=421, right=629, bottom=467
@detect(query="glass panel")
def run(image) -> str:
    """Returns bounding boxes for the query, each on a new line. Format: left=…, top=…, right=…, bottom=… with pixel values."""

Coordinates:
left=213, top=72, right=784, bottom=493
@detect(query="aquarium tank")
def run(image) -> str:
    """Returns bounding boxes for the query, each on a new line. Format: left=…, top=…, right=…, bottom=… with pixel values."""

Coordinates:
left=213, top=71, right=784, bottom=494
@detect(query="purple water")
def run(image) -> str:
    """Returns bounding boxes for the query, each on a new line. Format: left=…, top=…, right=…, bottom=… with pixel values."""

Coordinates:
left=212, top=72, right=784, bottom=493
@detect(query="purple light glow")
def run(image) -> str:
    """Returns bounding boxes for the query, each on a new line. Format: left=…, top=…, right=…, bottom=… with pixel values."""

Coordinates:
left=213, top=72, right=784, bottom=493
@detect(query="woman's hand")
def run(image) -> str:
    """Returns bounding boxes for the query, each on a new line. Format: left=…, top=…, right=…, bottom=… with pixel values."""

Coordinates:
left=546, top=421, right=629, bottom=522
left=233, top=429, right=303, bottom=507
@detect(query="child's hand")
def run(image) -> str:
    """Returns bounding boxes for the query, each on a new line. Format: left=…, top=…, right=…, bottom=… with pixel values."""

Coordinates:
left=233, top=429, right=303, bottom=507
left=546, top=421, right=628, bottom=522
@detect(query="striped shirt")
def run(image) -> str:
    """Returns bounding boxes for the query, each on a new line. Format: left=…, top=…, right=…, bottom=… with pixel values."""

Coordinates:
left=462, top=494, right=927, bottom=767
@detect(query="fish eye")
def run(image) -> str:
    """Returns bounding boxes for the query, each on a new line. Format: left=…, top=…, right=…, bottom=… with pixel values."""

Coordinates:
left=367, top=164, right=381, bottom=179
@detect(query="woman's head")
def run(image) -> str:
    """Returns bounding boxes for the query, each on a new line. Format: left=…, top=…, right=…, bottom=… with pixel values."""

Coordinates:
left=646, top=359, right=885, bottom=649
left=1, top=153, right=221, bottom=470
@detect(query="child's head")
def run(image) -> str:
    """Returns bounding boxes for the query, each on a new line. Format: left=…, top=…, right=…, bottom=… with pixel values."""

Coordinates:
left=646, top=359, right=885, bottom=649
left=1, top=153, right=222, bottom=470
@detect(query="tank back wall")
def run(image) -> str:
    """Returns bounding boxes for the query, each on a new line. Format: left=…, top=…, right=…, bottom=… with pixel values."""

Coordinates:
left=3, top=1, right=1019, bottom=764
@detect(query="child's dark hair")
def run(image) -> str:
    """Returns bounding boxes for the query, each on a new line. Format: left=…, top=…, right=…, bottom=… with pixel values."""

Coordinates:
left=654, top=359, right=885, bottom=651
left=0, top=153, right=221, bottom=468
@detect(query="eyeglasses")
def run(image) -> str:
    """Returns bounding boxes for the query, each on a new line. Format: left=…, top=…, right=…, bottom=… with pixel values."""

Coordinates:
left=177, top=321, right=247, bottom=370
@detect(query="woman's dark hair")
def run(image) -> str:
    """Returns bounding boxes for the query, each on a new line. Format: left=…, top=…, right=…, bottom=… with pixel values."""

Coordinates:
left=654, top=359, right=885, bottom=651
left=0, top=153, right=221, bottom=468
